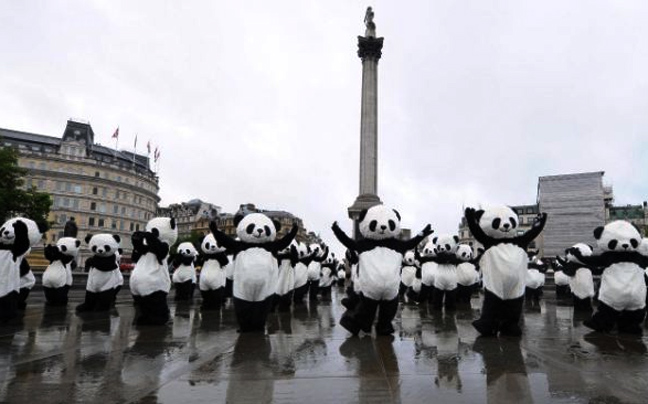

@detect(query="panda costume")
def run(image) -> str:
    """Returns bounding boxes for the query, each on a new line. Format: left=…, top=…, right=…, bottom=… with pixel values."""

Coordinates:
left=209, top=213, right=298, bottom=332
left=568, top=221, right=648, bottom=334
left=336, top=263, right=347, bottom=287
left=18, top=254, right=36, bottom=310
left=340, top=249, right=360, bottom=310
left=306, top=244, right=328, bottom=301
left=332, top=205, right=433, bottom=336
left=552, top=259, right=572, bottom=300
left=273, top=241, right=298, bottom=313
left=76, top=233, right=122, bottom=312
left=198, top=233, right=229, bottom=311
left=0, top=217, right=43, bottom=320
left=555, top=243, right=595, bottom=311
left=172, top=242, right=198, bottom=301
left=455, top=244, right=479, bottom=306
left=292, top=242, right=311, bottom=305
left=525, top=254, right=547, bottom=308
left=399, top=251, right=418, bottom=300
left=425, top=234, right=461, bottom=311
left=42, top=237, right=81, bottom=306
left=130, top=217, right=178, bottom=325
left=464, top=206, right=547, bottom=337
left=318, top=254, right=337, bottom=302
left=414, top=241, right=438, bottom=305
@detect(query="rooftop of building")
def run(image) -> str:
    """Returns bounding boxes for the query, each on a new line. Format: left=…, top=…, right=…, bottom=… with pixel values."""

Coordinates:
left=538, top=171, right=605, bottom=181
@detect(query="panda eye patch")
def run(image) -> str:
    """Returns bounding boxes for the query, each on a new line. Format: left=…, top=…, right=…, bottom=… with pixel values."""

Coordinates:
left=388, top=220, right=396, bottom=231
left=369, top=220, right=378, bottom=232
left=105, top=246, right=111, bottom=252
left=246, top=224, right=255, bottom=234
left=92, top=246, right=97, bottom=253
left=205, top=242, right=211, bottom=249
left=492, top=218, right=501, bottom=229
left=510, top=218, right=517, bottom=228
left=60, top=245, right=67, bottom=252
left=608, top=240, right=618, bottom=250
left=264, top=226, right=271, bottom=236
left=631, top=239, right=639, bottom=248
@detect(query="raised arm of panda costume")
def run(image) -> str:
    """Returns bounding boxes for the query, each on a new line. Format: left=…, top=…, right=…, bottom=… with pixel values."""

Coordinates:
left=131, top=230, right=170, bottom=265
left=331, top=222, right=432, bottom=255
left=208, top=219, right=298, bottom=256
left=465, top=208, right=547, bottom=250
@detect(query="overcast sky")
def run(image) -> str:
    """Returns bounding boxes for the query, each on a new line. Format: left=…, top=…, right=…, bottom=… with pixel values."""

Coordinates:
left=1, top=0, right=647, bottom=250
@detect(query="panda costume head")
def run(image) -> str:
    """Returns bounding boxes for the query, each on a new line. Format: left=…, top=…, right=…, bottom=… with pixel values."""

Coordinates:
left=85, top=233, right=121, bottom=257
left=177, top=242, right=198, bottom=260
left=0, top=217, right=43, bottom=248
left=593, top=221, right=641, bottom=253
left=432, top=234, right=459, bottom=256
left=145, top=217, right=178, bottom=246
left=296, top=242, right=309, bottom=260
left=358, top=205, right=401, bottom=240
left=201, top=233, right=225, bottom=254
left=475, top=206, right=519, bottom=240
left=235, top=213, right=280, bottom=244
left=420, top=241, right=436, bottom=258
left=565, top=243, right=593, bottom=264
left=310, top=243, right=324, bottom=258
left=403, top=251, right=416, bottom=266
left=57, top=237, right=81, bottom=258
left=456, top=244, right=473, bottom=262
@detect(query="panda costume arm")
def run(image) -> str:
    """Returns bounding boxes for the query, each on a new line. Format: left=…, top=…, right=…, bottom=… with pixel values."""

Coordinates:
left=208, top=221, right=242, bottom=254
left=510, top=213, right=548, bottom=249
left=331, top=222, right=358, bottom=252
left=19, top=258, right=31, bottom=277
left=399, top=225, right=434, bottom=252
left=267, top=223, right=299, bottom=252
left=415, top=247, right=435, bottom=264
left=10, top=220, right=31, bottom=261
left=143, top=231, right=170, bottom=265
left=312, top=246, right=329, bottom=263
left=44, top=244, right=63, bottom=263
left=464, top=208, right=497, bottom=249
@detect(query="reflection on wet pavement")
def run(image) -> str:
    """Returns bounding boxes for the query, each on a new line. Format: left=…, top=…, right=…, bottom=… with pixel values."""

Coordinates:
left=1, top=289, right=647, bottom=403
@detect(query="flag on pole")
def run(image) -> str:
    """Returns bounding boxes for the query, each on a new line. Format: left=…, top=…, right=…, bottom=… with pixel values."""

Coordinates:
left=112, top=127, right=120, bottom=139
left=154, top=148, right=161, bottom=162
left=134, top=134, right=138, bottom=148
left=147, top=140, right=151, bottom=154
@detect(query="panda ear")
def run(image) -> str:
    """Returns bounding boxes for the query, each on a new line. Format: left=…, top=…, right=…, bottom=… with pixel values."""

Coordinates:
left=474, top=210, right=485, bottom=221
left=170, top=218, right=176, bottom=230
left=113, top=234, right=121, bottom=244
left=85, top=234, right=92, bottom=244
left=593, top=227, right=604, bottom=240
left=392, top=209, right=401, bottom=222
left=432, top=237, right=438, bottom=244
left=358, top=209, right=368, bottom=223
left=468, top=241, right=473, bottom=246
left=273, top=220, right=282, bottom=232
left=233, top=214, right=245, bottom=227
left=453, top=235, right=459, bottom=243
left=118, top=248, right=123, bottom=254
left=75, top=239, right=81, bottom=248
left=37, top=221, right=49, bottom=234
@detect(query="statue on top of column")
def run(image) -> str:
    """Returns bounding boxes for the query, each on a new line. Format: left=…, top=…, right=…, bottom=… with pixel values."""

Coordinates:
left=364, top=7, right=376, bottom=37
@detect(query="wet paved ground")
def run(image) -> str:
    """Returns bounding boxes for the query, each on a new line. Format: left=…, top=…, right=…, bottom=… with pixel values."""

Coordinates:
left=1, top=288, right=648, bottom=404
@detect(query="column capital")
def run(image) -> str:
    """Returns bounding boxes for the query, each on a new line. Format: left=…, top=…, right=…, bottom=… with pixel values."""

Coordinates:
left=357, top=36, right=384, bottom=61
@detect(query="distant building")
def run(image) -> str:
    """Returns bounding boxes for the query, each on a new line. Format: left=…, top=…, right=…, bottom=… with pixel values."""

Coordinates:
left=158, top=199, right=221, bottom=239
left=607, top=202, right=648, bottom=236
left=1, top=119, right=159, bottom=255
left=537, top=172, right=607, bottom=257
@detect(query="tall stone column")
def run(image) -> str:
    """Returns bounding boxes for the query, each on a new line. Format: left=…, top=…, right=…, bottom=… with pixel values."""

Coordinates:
left=348, top=7, right=384, bottom=239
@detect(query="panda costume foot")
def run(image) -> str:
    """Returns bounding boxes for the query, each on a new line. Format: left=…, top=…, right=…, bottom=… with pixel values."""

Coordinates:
left=339, top=314, right=361, bottom=336
left=0, top=292, right=19, bottom=323
left=44, top=286, right=70, bottom=306
left=134, top=291, right=170, bottom=326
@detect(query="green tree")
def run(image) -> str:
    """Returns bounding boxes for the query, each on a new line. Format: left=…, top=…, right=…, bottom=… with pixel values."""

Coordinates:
left=0, top=145, right=52, bottom=228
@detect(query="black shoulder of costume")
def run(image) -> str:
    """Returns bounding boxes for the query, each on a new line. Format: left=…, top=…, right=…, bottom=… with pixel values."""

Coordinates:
left=89, top=255, right=119, bottom=272
left=20, top=258, right=31, bottom=277
left=11, top=220, right=31, bottom=261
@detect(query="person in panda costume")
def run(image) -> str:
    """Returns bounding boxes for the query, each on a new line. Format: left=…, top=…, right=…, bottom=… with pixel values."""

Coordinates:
left=42, top=237, right=81, bottom=306
left=555, top=243, right=595, bottom=311
left=306, top=243, right=328, bottom=302
left=332, top=205, right=433, bottom=335
left=414, top=240, right=438, bottom=305
left=525, top=253, right=547, bottom=309
left=130, top=217, right=178, bottom=325
left=399, top=251, right=418, bottom=301
left=341, top=249, right=361, bottom=310
left=318, top=253, right=337, bottom=302
left=455, top=244, right=479, bottom=307
left=568, top=221, right=648, bottom=334
left=171, top=242, right=198, bottom=301
left=0, top=217, right=44, bottom=320
left=273, top=241, right=298, bottom=313
left=464, top=205, right=547, bottom=337
left=552, top=258, right=572, bottom=300
left=336, top=262, right=347, bottom=288
left=292, top=242, right=311, bottom=305
left=425, top=234, right=461, bottom=311
left=209, top=213, right=298, bottom=332
left=76, top=233, right=122, bottom=312
left=198, top=233, right=229, bottom=311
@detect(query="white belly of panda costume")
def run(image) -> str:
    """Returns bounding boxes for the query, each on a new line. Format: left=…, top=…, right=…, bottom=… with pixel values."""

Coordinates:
left=351, top=264, right=361, bottom=292
left=0, top=251, right=21, bottom=297
left=130, top=253, right=171, bottom=296
left=553, top=270, right=571, bottom=287
left=598, top=262, right=646, bottom=311
left=234, top=248, right=278, bottom=302
left=199, top=260, right=226, bottom=291
left=570, top=267, right=594, bottom=299
left=293, top=262, right=308, bottom=289
left=276, top=260, right=294, bottom=296
left=225, top=259, right=235, bottom=280
left=172, top=265, right=196, bottom=284
left=433, top=263, right=458, bottom=291
left=42, top=261, right=68, bottom=288
left=358, top=247, right=402, bottom=301
left=87, top=267, right=121, bottom=293
left=481, top=243, right=528, bottom=300
left=307, top=262, right=321, bottom=282
left=421, top=262, right=438, bottom=287
left=20, top=270, right=36, bottom=290
left=320, top=267, right=333, bottom=287
left=456, top=262, right=479, bottom=286
left=401, top=265, right=417, bottom=287
left=525, top=269, right=545, bottom=289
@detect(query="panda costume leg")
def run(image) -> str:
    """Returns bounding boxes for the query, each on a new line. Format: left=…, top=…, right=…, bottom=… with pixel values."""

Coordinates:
left=340, top=295, right=378, bottom=335
left=498, top=296, right=524, bottom=336
left=583, top=302, right=620, bottom=333
left=225, top=278, right=233, bottom=298
left=136, top=291, right=171, bottom=325
left=431, top=287, right=444, bottom=311
left=201, top=288, right=223, bottom=311
left=0, top=291, right=19, bottom=323
left=76, top=291, right=98, bottom=312
left=277, top=292, right=293, bottom=313
left=375, top=298, right=399, bottom=335
left=174, top=280, right=194, bottom=301
left=573, top=296, right=592, bottom=312
left=44, top=286, right=69, bottom=306
left=616, top=309, right=645, bottom=335
left=308, top=280, right=320, bottom=302
left=17, top=288, right=31, bottom=310
left=473, top=289, right=503, bottom=336
left=444, top=289, right=457, bottom=311
left=94, top=289, right=116, bottom=311
left=233, top=296, right=272, bottom=332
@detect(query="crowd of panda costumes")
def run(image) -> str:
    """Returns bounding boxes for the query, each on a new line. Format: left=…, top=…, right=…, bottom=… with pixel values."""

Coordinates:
left=551, top=259, right=572, bottom=300
left=306, top=243, right=328, bottom=301
left=555, top=243, right=595, bottom=311
left=171, top=242, right=198, bottom=301
left=75, top=233, right=122, bottom=313
left=336, top=262, right=347, bottom=287
left=455, top=244, right=480, bottom=306
left=273, top=241, right=298, bottom=313
left=399, top=251, right=418, bottom=300
left=428, top=234, right=462, bottom=311
left=209, top=213, right=298, bottom=332
left=332, top=205, right=433, bottom=336
left=292, top=242, right=311, bottom=305
left=0, top=217, right=44, bottom=321
left=130, top=217, right=178, bottom=325
left=464, top=205, right=547, bottom=337
left=42, top=237, right=81, bottom=306
left=413, top=240, right=438, bottom=305
left=197, top=233, right=230, bottom=311
left=568, top=221, right=648, bottom=335
left=525, top=254, right=547, bottom=308
left=340, top=249, right=360, bottom=310
left=318, top=253, right=338, bottom=302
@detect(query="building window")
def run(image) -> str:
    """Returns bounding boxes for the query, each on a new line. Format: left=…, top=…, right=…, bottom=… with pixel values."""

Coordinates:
left=95, top=171, right=100, bottom=177
left=129, top=222, right=134, bottom=231
left=121, top=207, right=126, bottom=215
left=111, top=220, right=117, bottom=229
left=65, top=182, right=72, bottom=192
left=59, top=214, right=67, bottom=224
left=89, top=217, right=95, bottom=227
left=37, top=180, right=45, bottom=189
left=39, top=162, right=46, bottom=169
left=116, top=191, right=120, bottom=199
left=99, top=203, right=106, bottom=213
left=92, top=187, right=98, bottom=195
left=135, top=224, right=140, bottom=231
left=90, top=202, right=96, bottom=211
left=98, top=218, right=105, bottom=228
left=72, top=199, right=79, bottom=209
left=74, top=184, right=82, bottom=193
left=63, top=198, right=70, bottom=207
left=102, top=188, right=107, bottom=197
left=119, top=220, right=124, bottom=231
left=113, top=205, right=119, bottom=214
